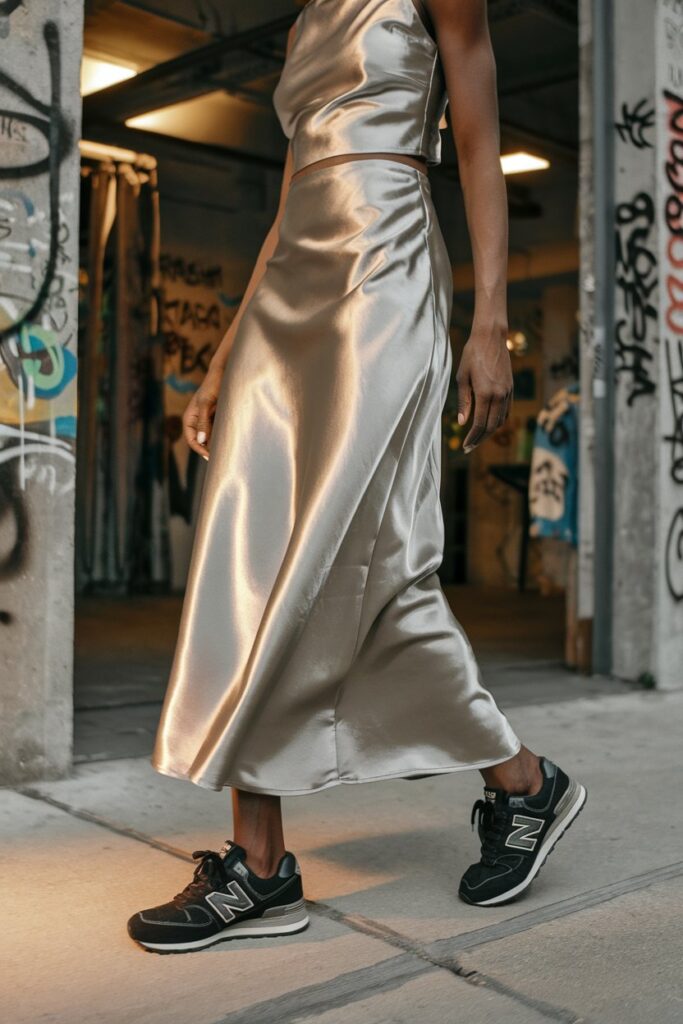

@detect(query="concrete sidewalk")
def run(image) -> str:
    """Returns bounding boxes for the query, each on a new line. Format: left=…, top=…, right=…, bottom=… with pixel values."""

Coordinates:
left=2, top=688, right=683, bottom=1024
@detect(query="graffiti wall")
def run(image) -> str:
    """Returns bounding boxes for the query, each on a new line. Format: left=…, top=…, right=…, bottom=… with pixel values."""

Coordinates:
left=0, top=1, right=83, bottom=782
left=611, top=0, right=658, bottom=681
left=163, top=251, right=228, bottom=589
left=150, top=154, right=277, bottom=590
left=656, top=0, right=683, bottom=688
left=160, top=247, right=247, bottom=589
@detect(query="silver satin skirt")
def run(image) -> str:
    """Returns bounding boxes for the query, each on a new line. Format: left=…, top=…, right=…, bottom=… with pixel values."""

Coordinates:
left=152, top=158, right=521, bottom=795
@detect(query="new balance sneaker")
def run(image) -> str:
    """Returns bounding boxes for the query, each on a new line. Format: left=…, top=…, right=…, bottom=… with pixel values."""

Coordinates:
left=459, top=757, right=587, bottom=907
left=127, top=840, right=309, bottom=953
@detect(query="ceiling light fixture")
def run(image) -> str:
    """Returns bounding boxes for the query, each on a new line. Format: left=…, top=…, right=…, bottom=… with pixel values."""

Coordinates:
left=81, top=55, right=137, bottom=97
left=125, top=111, right=164, bottom=130
left=500, top=151, right=550, bottom=175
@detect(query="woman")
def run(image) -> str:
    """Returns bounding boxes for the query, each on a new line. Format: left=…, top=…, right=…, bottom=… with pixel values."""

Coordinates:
left=128, top=0, right=586, bottom=954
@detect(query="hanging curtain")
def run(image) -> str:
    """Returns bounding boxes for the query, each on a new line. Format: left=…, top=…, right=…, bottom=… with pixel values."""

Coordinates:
left=76, top=157, right=168, bottom=591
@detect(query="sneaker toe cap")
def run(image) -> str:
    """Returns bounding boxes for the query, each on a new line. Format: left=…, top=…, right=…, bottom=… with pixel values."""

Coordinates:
left=127, top=902, right=215, bottom=945
left=459, top=856, right=522, bottom=896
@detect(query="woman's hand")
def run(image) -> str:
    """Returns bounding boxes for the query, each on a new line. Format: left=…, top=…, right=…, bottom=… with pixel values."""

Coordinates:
left=456, top=324, right=513, bottom=453
left=183, top=364, right=224, bottom=460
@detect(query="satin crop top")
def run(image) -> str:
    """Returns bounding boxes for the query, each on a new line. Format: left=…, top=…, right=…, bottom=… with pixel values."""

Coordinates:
left=272, top=0, right=449, bottom=173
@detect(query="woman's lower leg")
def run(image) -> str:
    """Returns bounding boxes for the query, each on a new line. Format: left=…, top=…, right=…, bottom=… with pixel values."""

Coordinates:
left=232, top=789, right=287, bottom=878
left=480, top=744, right=543, bottom=795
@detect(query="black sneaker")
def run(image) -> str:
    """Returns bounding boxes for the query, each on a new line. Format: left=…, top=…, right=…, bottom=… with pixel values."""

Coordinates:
left=127, top=840, right=309, bottom=953
left=459, top=757, right=587, bottom=907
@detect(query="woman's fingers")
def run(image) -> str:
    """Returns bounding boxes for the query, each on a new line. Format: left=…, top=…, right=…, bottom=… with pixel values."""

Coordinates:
left=456, top=342, right=514, bottom=453
left=456, top=371, right=473, bottom=428
left=463, top=390, right=510, bottom=452
left=463, top=394, right=491, bottom=452
left=195, top=394, right=214, bottom=456
left=183, top=394, right=211, bottom=460
left=180, top=364, right=224, bottom=461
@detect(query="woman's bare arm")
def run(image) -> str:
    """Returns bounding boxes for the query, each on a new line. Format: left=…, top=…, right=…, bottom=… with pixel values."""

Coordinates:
left=183, top=24, right=298, bottom=459
left=427, top=0, right=512, bottom=453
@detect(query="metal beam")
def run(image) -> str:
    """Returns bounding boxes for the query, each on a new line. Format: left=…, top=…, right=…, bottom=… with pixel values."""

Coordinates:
left=83, top=12, right=294, bottom=124
left=83, top=119, right=285, bottom=171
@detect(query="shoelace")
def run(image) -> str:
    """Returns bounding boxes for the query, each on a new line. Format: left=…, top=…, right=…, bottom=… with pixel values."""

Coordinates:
left=174, top=850, right=228, bottom=904
left=470, top=799, right=512, bottom=867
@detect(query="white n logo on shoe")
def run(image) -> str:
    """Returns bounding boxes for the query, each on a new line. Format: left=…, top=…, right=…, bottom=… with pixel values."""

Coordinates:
left=206, top=881, right=254, bottom=923
left=505, top=814, right=544, bottom=851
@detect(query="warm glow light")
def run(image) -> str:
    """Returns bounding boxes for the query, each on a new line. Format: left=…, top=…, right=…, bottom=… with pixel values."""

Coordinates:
left=506, top=330, right=529, bottom=355
left=81, top=55, right=137, bottom=96
left=125, top=111, right=165, bottom=130
left=500, top=151, right=550, bottom=175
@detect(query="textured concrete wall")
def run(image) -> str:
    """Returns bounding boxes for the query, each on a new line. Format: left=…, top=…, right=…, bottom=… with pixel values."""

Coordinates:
left=654, top=0, right=683, bottom=688
left=0, top=1, right=83, bottom=781
left=611, top=0, right=658, bottom=681
left=586, top=0, right=683, bottom=688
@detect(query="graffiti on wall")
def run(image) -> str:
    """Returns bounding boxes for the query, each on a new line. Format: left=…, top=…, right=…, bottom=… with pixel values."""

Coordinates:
left=661, top=87, right=683, bottom=601
left=0, top=15, right=78, bottom=621
left=615, top=98, right=655, bottom=149
left=0, top=21, right=72, bottom=339
left=614, top=94, right=658, bottom=406
left=0, top=19, right=77, bottom=460
left=160, top=253, right=238, bottom=524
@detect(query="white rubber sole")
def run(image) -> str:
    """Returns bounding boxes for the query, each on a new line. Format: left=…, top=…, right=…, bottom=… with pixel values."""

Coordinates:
left=464, top=779, right=588, bottom=907
left=137, top=902, right=309, bottom=953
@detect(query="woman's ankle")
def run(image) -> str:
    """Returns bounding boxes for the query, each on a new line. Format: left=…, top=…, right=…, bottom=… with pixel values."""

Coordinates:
left=231, top=788, right=286, bottom=878
left=242, top=847, right=286, bottom=878
left=481, top=747, right=543, bottom=796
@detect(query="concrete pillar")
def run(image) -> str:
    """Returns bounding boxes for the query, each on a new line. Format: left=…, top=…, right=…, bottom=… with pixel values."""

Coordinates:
left=611, top=0, right=658, bottom=682
left=583, top=0, right=683, bottom=688
left=0, top=2, right=83, bottom=781
left=654, top=0, right=683, bottom=688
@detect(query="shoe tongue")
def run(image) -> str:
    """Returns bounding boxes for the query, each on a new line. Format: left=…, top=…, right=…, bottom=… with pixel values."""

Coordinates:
left=218, top=839, right=248, bottom=867
left=484, top=787, right=534, bottom=809
left=484, top=787, right=508, bottom=805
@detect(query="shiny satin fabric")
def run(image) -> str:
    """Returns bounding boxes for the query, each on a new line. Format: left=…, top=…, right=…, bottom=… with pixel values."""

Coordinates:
left=152, top=160, right=521, bottom=794
left=272, top=0, right=448, bottom=173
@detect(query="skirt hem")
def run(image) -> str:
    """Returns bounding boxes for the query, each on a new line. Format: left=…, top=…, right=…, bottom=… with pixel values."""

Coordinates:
left=151, top=737, right=523, bottom=797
